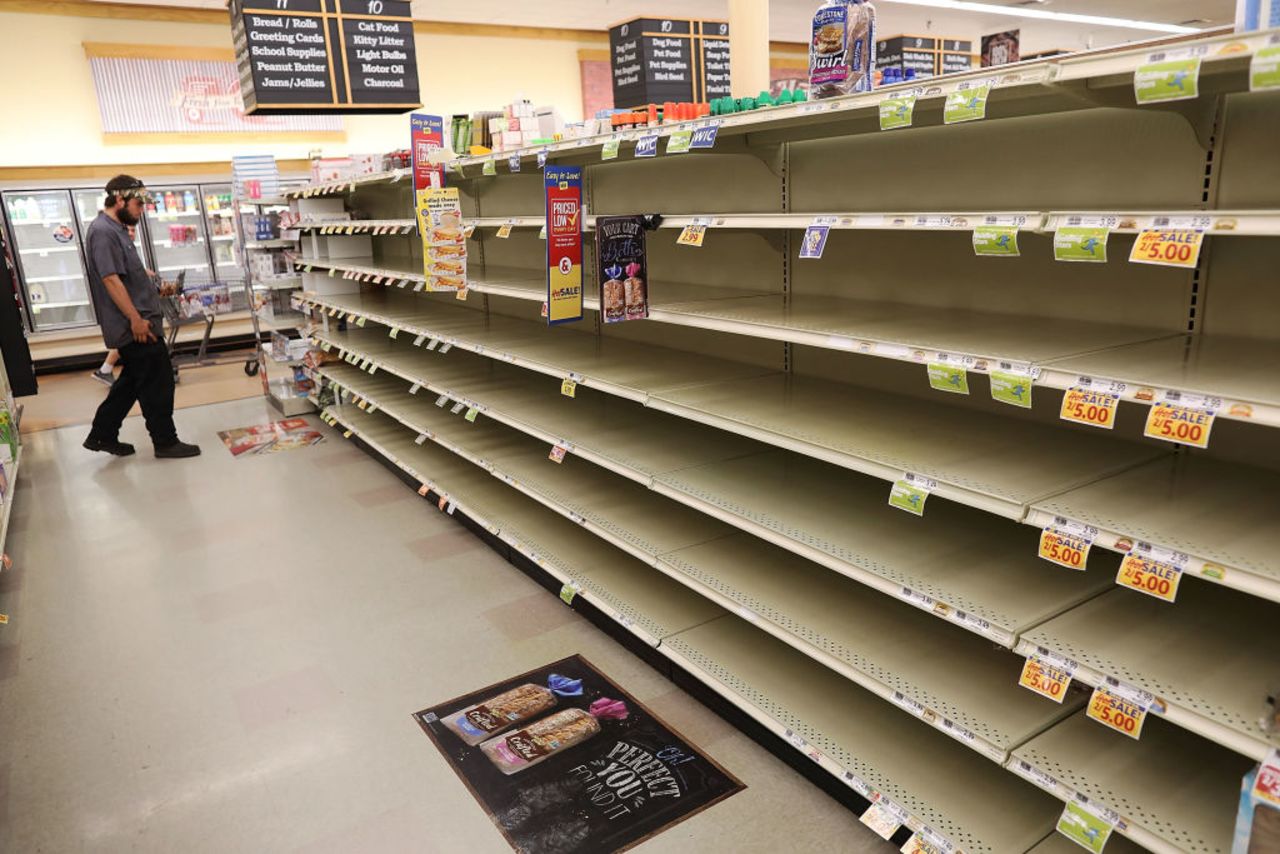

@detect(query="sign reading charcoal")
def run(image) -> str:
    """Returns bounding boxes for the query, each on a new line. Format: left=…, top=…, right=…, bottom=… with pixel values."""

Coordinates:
left=609, top=18, right=730, bottom=107
left=230, top=0, right=421, bottom=114
left=414, top=655, right=744, bottom=854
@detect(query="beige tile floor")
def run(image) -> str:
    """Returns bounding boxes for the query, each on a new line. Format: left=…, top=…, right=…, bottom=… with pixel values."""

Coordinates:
left=0, top=397, right=893, bottom=853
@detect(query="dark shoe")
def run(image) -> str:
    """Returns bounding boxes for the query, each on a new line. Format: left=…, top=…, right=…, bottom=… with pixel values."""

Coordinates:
left=90, top=369, right=115, bottom=387
left=84, top=436, right=135, bottom=456
left=155, top=441, right=201, bottom=459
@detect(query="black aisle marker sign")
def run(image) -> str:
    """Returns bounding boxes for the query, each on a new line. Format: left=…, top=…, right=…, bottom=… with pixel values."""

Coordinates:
left=413, top=655, right=743, bottom=854
left=609, top=18, right=731, bottom=108
left=231, top=0, right=421, bottom=114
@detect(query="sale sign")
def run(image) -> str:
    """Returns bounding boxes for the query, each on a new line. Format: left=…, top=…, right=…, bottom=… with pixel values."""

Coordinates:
left=410, top=113, right=445, bottom=191
left=1087, top=684, right=1150, bottom=739
left=1129, top=228, right=1204, bottom=267
left=1018, top=655, right=1073, bottom=703
left=1144, top=401, right=1214, bottom=448
left=545, top=166, right=584, bottom=325
left=1117, top=553, right=1183, bottom=602
left=1059, top=388, right=1119, bottom=429
left=1039, top=527, right=1092, bottom=570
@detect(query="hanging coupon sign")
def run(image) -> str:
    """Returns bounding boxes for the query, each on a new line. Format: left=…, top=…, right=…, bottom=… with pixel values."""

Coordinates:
left=1039, top=526, right=1093, bottom=570
left=665, top=129, right=693, bottom=154
left=1054, top=226, right=1110, bottom=263
left=889, top=473, right=936, bottom=516
left=1116, top=547, right=1185, bottom=602
left=482, top=158, right=497, bottom=176
left=1018, top=652, right=1075, bottom=704
left=1056, top=800, right=1117, bottom=854
left=927, top=360, right=970, bottom=395
left=1252, top=40, right=1280, bottom=91
left=800, top=216, right=837, bottom=259
left=943, top=82, right=992, bottom=124
left=601, top=138, right=621, bottom=160
left=508, top=153, right=521, bottom=173
left=879, top=93, right=918, bottom=130
left=1134, top=56, right=1202, bottom=103
left=545, top=166, right=585, bottom=325
left=690, top=123, right=720, bottom=149
left=989, top=364, right=1034, bottom=408
left=635, top=135, right=659, bottom=157
left=1129, top=229, right=1203, bottom=267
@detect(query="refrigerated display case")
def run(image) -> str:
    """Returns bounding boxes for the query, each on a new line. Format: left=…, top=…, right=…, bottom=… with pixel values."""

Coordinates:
left=72, top=187, right=147, bottom=260
left=202, top=183, right=243, bottom=292
left=145, top=184, right=229, bottom=316
left=1, top=190, right=94, bottom=331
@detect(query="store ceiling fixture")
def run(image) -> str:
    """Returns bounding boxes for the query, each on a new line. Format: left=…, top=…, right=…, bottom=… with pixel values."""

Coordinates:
left=880, top=0, right=1204, bottom=34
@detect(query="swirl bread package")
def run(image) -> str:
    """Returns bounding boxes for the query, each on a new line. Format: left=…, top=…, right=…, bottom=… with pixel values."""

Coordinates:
left=809, top=0, right=877, bottom=98
left=479, top=698, right=630, bottom=775
left=441, top=674, right=583, bottom=746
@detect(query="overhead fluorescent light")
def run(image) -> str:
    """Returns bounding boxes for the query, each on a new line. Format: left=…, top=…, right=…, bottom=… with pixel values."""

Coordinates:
left=881, top=0, right=1203, bottom=34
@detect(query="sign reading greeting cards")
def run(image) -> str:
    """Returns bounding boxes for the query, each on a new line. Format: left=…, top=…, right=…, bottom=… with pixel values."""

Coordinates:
left=596, top=216, right=649, bottom=324
left=413, top=655, right=743, bottom=853
left=415, top=188, right=466, bottom=292
left=545, top=166, right=584, bottom=325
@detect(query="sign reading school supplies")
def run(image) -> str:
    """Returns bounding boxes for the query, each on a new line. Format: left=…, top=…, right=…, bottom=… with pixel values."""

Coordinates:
left=230, top=0, right=421, bottom=115
left=413, top=655, right=743, bottom=854
left=545, top=166, right=584, bottom=325
left=410, top=113, right=445, bottom=191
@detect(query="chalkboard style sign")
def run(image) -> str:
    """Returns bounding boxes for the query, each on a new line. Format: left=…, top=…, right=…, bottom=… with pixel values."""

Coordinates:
left=609, top=18, right=731, bottom=108
left=230, top=0, right=421, bottom=114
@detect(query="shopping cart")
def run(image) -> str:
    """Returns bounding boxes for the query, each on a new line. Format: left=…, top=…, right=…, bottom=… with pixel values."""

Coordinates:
left=158, top=270, right=216, bottom=383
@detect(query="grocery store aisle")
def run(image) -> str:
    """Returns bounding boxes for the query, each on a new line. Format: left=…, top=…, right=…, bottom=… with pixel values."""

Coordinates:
left=0, top=397, right=889, bottom=853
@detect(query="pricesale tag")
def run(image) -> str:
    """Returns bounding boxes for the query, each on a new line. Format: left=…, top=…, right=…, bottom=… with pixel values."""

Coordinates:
left=1144, top=401, right=1214, bottom=448
left=1038, top=527, right=1092, bottom=570
left=1087, top=682, right=1152, bottom=739
left=1059, top=388, right=1119, bottom=429
left=889, top=473, right=936, bottom=516
left=1018, top=654, right=1074, bottom=703
left=1116, top=552, right=1183, bottom=602
left=1129, top=228, right=1203, bottom=267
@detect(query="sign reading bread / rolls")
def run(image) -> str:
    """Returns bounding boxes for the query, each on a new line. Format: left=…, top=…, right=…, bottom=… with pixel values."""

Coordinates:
left=230, top=0, right=421, bottom=114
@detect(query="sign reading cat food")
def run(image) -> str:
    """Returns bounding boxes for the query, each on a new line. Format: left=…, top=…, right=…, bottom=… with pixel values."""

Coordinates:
left=413, top=655, right=743, bottom=853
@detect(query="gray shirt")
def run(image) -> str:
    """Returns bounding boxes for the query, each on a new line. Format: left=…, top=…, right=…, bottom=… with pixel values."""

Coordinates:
left=85, top=212, right=162, bottom=349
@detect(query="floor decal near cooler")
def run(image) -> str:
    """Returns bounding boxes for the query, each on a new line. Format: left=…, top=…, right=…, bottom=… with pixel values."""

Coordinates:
left=413, top=654, right=744, bottom=854
left=217, top=418, right=325, bottom=457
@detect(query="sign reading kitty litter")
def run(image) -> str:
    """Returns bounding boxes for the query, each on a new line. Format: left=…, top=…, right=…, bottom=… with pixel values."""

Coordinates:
left=218, top=418, right=324, bottom=458
left=413, top=655, right=743, bottom=853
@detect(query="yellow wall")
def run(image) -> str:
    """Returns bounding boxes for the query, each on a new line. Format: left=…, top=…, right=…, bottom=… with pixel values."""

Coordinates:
left=0, top=11, right=599, bottom=169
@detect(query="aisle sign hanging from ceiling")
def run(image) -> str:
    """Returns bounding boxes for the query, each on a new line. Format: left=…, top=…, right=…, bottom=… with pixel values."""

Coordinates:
left=231, top=0, right=421, bottom=114
left=545, top=167, right=585, bottom=325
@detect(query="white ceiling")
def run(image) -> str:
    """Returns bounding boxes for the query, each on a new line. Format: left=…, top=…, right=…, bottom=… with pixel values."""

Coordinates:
left=86, top=0, right=1235, bottom=52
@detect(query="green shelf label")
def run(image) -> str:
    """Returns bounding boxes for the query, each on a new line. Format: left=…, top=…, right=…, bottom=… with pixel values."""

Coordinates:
left=665, top=130, right=693, bottom=154
left=1054, top=226, right=1109, bottom=263
left=482, top=159, right=496, bottom=176
left=927, top=362, right=970, bottom=395
left=559, top=583, right=578, bottom=605
left=879, top=94, right=917, bottom=130
left=1251, top=44, right=1280, bottom=92
left=889, top=480, right=930, bottom=516
left=1055, top=802, right=1113, bottom=854
left=973, top=225, right=1020, bottom=257
left=601, top=138, right=621, bottom=161
left=944, top=84, right=991, bottom=124
left=1134, top=58, right=1201, bottom=103
left=990, top=370, right=1033, bottom=408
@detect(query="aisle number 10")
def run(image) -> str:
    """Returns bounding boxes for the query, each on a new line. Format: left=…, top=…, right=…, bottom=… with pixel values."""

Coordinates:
left=272, top=0, right=389, bottom=7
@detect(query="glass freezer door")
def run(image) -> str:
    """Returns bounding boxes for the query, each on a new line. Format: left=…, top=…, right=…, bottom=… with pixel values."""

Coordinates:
left=202, top=183, right=243, bottom=287
left=72, top=187, right=147, bottom=261
left=2, top=190, right=95, bottom=331
left=145, top=183, right=213, bottom=279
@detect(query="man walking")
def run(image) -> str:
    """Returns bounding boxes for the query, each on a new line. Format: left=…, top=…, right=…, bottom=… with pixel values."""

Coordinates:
left=83, top=175, right=200, bottom=458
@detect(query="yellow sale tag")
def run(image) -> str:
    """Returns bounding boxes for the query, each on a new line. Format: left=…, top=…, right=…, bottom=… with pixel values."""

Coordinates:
left=677, top=224, right=707, bottom=247
left=900, top=835, right=942, bottom=854
left=1038, top=528, right=1091, bottom=570
left=1129, top=229, right=1203, bottom=267
left=1144, top=403, right=1213, bottom=448
left=1018, top=656, right=1072, bottom=703
left=456, top=287, right=468, bottom=301
left=496, top=222, right=514, bottom=239
left=0, top=613, right=8, bottom=625
left=1087, top=686, right=1147, bottom=739
left=342, top=430, right=352, bottom=439
left=561, top=378, right=577, bottom=398
left=418, top=485, right=430, bottom=497
left=1059, top=388, right=1119, bottom=429
left=1117, top=553, right=1182, bottom=602
left=356, top=400, right=368, bottom=411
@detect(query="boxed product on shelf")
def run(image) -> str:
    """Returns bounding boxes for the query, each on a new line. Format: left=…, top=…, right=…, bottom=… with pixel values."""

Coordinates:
left=0, top=406, right=18, bottom=463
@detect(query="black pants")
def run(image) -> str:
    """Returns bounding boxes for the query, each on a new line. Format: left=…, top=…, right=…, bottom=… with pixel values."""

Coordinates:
left=90, top=340, right=178, bottom=447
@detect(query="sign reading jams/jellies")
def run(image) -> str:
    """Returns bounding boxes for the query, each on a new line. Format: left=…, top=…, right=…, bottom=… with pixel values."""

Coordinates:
left=413, top=655, right=743, bottom=854
left=231, top=0, right=421, bottom=114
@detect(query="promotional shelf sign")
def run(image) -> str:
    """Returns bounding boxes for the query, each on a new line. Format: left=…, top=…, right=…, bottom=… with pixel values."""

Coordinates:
left=596, top=216, right=649, bottom=324
left=416, top=188, right=467, bottom=292
left=545, top=166, right=584, bottom=325
left=230, top=0, right=421, bottom=115
left=411, top=113, right=445, bottom=191
left=414, top=655, right=743, bottom=854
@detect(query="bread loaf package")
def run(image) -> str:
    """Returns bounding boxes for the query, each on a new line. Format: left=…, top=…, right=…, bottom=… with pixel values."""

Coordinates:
left=441, top=674, right=583, bottom=746
left=809, top=0, right=877, bottom=99
left=479, top=697, right=629, bottom=774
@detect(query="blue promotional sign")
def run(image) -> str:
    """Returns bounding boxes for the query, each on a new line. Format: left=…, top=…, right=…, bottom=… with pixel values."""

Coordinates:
left=509, top=153, right=522, bottom=173
left=635, top=135, right=659, bottom=157
left=690, top=124, right=720, bottom=149
left=410, top=113, right=445, bottom=191
left=545, top=166, right=584, bottom=325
